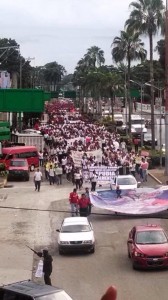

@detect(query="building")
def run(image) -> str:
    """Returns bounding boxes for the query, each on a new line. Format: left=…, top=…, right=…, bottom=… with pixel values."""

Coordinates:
left=0, top=71, right=11, bottom=89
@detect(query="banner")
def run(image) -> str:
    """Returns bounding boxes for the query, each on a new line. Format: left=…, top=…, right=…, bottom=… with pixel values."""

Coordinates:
left=90, top=187, right=168, bottom=215
left=83, top=166, right=118, bottom=185
left=71, top=149, right=102, bottom=168
left=35, top=260, right=43, bottom=278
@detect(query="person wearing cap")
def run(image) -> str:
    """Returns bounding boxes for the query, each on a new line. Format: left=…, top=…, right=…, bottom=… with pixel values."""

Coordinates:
left=37, top=249, right=53, bottom=285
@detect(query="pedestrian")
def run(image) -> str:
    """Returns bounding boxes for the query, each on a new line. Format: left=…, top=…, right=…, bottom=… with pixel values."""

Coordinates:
left=133, top=137, right=139, bottom=153
left=78, top=193, right=90, bottom=217
left=56, top=164, right=63, bottom=185
left=37, top=249, right=53, bottom=285
left=116, top=185, right=121, bottom=198
left=74, top=169, right=81, bottom=190
left=49, top=165, right=55, bottom=185
left=34, top=168, right=42, bottom=192
left=38, top=150, right=44, bottom=167
left=90, top=170, right=98, bottom=192
left=69, top=188, right=79, bottom=216
left=85, top=187, right=92, bottom=215
left=140, top=158, right=149, bottom=182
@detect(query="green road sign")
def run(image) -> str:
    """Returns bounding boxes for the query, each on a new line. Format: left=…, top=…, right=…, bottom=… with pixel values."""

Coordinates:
left=0, top=89, right=51, bottom=112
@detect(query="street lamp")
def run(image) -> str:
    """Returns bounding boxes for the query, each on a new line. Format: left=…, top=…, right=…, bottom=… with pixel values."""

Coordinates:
left=145, top=82, right=164, bottom=167
left=130, top=80, right=144, bottom=147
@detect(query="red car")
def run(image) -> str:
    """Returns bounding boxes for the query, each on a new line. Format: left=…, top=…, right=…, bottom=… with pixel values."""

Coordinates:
left=127, top=225, right=168, bottom=270
left=8, top=158, right=30, bottom=181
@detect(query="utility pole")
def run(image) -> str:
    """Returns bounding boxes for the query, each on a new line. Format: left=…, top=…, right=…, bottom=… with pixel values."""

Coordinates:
left=165, top=0, right=168, bottom=174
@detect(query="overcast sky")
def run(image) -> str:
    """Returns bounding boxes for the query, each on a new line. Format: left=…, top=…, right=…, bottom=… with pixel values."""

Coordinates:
left=1, top=0, right=165, bottom=73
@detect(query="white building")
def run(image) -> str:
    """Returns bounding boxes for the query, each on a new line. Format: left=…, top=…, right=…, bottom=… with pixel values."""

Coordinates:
left=0, top=70, right=11, bottom=89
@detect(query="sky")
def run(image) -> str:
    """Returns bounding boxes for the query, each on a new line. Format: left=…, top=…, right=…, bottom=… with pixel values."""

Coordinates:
left=1, top=0, right=166, bottom=73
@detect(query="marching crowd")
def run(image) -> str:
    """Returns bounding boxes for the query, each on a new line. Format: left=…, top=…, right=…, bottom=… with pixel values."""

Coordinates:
left=34, top=100, right=149, bottom=195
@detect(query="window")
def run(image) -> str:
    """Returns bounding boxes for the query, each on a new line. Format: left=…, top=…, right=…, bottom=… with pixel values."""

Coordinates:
left=0, top=290, right=32, bottom=300
left=61, top=224, right=91, bottom=233
left=10, top=160, right=26, bottom=167
left=19, top=151, right=38, bottom=158
left=136, top=230, right=168, bottom=244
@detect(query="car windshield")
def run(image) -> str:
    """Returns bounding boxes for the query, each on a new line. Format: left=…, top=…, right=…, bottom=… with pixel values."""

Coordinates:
left=136, top=230, right=168, bottom=244
left=117, top=177, right=136, bottom=185
left=61, top=224, right=91, bottom=233
left=10, top=161, right=25, bottom=167
left=144, top=134, right=151, bottom=139
left=132, top=119, right=145, bottom=125
left=36, top=291, right=73, bottom=300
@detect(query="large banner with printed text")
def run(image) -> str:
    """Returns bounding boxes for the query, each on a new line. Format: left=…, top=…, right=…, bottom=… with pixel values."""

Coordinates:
left=83, top=166, right=118, bottom=185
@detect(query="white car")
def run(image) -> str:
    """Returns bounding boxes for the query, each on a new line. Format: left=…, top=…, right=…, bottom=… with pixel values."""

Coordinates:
left=56, top=217, right=95, bottom=255
left=111, top=175, right=140, bottom=190
left=22, top=129, right=41, bottom=135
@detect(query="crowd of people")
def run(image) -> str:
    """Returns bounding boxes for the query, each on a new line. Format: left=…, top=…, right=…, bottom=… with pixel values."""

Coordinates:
left=35, top=100, right=149, bottom=192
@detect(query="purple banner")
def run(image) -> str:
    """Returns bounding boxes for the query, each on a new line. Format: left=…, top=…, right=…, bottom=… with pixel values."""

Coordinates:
left=90, top=187, right=168, bottom=215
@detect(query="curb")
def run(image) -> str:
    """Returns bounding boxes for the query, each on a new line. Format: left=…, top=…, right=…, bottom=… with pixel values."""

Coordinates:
left=148, top=171, right=162, bottom=185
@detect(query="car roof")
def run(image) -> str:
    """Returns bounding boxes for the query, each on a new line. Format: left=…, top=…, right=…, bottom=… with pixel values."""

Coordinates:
left=63, top=217, right=88, bottom=225
left=135, top=225, right=163, bottom=232
left=1, top=280, right=62, bottom=297
left=117, top=175, right=135, bottom=179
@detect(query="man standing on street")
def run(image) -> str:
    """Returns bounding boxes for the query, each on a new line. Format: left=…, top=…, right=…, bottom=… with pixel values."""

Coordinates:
left=37, top=249, right=53, bottom=285
left=78, top=193, right=91, bottom=217
left=34, top=168, right=42, bottom=192
left=69, top=188, right=79, bottom=216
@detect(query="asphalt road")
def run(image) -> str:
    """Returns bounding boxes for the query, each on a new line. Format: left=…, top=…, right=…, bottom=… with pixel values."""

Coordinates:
left=0, top=174, right=167, bottom=300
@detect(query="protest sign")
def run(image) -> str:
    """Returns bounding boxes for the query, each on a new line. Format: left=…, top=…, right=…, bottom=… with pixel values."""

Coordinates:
left=35, top=260, right=43, bottom=278
left=83, top=166, right=118, bottom=185
left=71, top=149, right=102, bottom=168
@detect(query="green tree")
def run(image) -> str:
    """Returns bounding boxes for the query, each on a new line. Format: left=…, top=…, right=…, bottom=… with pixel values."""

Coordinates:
left=125, top=0, right=165, bottom=148
left=111, top=29, right=146, bottom=133
left=84, top=46, right=105, bottom=68
left=43, top=62, right=66, bottom=91
left=155, top=39, right=165, bottom=70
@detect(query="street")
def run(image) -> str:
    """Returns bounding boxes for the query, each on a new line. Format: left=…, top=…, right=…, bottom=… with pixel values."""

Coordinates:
left=0, top=174, right=167, bottom=300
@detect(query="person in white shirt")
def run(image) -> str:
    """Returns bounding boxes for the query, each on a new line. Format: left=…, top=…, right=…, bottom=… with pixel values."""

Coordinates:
left=38, top=150, right=44, bottom=167
left=34, top=168, right=42, bottom=192
left=49, top=165, right=55, bottom=185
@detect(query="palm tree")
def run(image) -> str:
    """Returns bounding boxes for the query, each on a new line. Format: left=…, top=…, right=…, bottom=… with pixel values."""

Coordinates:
left=44, top=62, right=66, bottom=91
left=125, top=0, right=165, bottom=148
left=111, top=29, right=147, bottom=133
left=84, top=46, right=105, bottom=68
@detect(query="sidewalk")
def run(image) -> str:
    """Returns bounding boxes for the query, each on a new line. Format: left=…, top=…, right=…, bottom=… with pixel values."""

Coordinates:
left=148, top=168, right=168, bottom=185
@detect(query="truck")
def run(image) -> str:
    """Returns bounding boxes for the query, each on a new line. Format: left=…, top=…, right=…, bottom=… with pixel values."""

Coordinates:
left=11, top=133, right=44, bottom=151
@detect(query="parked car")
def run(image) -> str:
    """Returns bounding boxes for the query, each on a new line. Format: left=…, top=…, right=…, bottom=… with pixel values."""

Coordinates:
left=110, top=175, right=140, bottom=190
left=0, top=146, right=39, bottom=171
left=0, top=280, right=73, bottom=300
left=56, top=217, right=95, bottom=255
left=8, top=158, right=30, bottom=181
left=144, top=133, right=157, bottom=146
left=127, top=224, right=168, bottom=269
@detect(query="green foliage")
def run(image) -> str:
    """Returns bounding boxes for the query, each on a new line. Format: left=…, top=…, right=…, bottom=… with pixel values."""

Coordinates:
left=155, top=39, right=165, bottom=70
